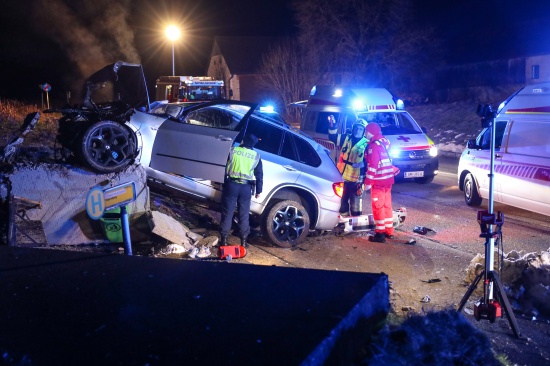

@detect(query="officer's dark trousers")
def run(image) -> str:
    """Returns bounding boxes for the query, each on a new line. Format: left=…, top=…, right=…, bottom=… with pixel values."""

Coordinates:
left=220, top=180, right=252, bottom=238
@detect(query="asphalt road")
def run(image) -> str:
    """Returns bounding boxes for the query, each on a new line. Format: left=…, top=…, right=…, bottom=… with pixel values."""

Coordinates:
left=243, top=156, right=550, bottom=297
left=235, top=155, right=550, bottom=365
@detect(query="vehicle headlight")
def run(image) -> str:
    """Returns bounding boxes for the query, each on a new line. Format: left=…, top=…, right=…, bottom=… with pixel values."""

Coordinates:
left=390, top=148, right=400, bottom=159
left=429, top=146, right=438, bottom=157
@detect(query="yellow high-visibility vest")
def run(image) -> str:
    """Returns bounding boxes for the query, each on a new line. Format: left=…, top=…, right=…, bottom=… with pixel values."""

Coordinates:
left=227, top=146, right=259, bottom=181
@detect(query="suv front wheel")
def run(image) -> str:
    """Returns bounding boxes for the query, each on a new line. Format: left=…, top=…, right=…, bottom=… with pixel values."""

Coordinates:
left=262, top=200, right=310, bottom=248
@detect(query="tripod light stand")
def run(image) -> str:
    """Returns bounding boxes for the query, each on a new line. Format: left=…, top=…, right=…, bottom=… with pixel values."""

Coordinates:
left=457, top=104, right=521, bottom=338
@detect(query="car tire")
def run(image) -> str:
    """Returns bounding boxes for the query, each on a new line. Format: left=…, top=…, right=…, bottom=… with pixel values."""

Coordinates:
left=464, top=173, right=482, bottom=206
left=80, top=120, right=137, bottom=173
left=262, top=200, right=310, bottom=248
left=414, top=176, right=435, bottom=184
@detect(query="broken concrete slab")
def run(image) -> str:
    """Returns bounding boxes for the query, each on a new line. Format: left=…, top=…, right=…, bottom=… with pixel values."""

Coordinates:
left=2, top=163, right=150, bottom=245
left=150, top=210, right=194, bottom=250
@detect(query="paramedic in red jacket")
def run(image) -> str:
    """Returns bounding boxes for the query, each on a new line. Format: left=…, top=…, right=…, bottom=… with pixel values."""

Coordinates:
left=364, top=122, right=394, bottom=243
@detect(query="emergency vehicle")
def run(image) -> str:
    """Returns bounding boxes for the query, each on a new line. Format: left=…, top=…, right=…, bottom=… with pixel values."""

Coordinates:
left=458, top=82, right=550, bottom=216
left=292, top=85, right=439, bottom=184
left=155, top=76, right=225, bottom=102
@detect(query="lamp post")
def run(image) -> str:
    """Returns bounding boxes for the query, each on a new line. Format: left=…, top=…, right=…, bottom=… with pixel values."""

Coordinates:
left=165, top=25, right=181, bottom=76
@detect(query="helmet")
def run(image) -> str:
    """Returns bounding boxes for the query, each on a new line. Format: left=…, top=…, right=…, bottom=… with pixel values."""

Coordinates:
left=351, top=119, right=366, bottom=135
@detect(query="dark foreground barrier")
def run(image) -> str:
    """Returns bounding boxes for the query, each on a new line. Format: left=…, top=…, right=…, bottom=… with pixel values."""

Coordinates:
left=0, top=246, right=389, bottom=365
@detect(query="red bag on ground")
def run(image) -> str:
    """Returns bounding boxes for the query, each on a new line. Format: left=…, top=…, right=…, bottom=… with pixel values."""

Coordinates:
left=218, top=245, right=247, bottom=259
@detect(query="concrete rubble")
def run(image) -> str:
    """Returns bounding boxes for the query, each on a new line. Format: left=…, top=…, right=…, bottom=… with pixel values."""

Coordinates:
left=2, top=163, right=150, bottom=245
left=1, top=160, right=221, bottom=259
left=464, top=247, right=550, bottom=317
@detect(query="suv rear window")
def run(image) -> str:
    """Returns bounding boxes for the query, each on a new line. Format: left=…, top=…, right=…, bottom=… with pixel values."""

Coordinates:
left=244, top=117, right=321, bottom=167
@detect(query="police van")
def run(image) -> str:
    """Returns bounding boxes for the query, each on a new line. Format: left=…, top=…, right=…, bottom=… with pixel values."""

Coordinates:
left=458, top=82, right=550, bottom=216
left=292, top=85, right=439, bottom=184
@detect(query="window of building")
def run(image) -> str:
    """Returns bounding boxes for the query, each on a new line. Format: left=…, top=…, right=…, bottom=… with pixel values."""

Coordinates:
left=532, top=65, right=540, bottom=79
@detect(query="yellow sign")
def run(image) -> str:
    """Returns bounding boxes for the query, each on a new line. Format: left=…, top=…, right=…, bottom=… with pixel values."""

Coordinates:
left=104, top=182, right=136, bottom=210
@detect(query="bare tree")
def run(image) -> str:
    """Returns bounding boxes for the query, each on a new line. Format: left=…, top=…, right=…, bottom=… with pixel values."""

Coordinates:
left=290, top=0, right=442, bottom=93
left=257, top=39, right=322, bottom=123
left=257, top=0, right=442, bottom=119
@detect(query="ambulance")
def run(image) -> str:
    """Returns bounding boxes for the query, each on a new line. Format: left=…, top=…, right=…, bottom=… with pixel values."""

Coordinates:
left=458, top=82, right=550, bottom=216
left=293, top=85, right=439, bottom=184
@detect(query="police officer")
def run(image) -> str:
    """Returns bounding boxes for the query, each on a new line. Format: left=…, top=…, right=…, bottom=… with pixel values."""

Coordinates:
left=220, top=133, right=263, bottom=248
left=328, top=116, right=368, bottom=216
left=363, top=123, right=395, bottom=243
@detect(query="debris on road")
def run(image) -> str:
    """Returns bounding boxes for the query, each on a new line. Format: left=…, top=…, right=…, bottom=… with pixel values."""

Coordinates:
left=413, top=226, right=436, bottom=235
left=421, top=278, right=442, bottom=283
left=420, top=295, right=431, bottom=303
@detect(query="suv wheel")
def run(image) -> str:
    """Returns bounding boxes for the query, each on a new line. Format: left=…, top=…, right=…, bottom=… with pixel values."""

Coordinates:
left=262, top=200, right=310, bottom=248
left=464, top=173, right=482, bottom=206
left=81, top=120, right=137, bottom=173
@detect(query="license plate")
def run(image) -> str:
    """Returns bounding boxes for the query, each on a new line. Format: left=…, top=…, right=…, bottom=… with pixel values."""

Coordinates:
left=405, top=171, right=424, bottom=178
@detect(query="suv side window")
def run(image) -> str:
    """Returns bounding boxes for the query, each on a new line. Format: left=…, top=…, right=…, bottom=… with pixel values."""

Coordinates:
left=291, top=134, right=322, bottom=167
left=184, top=106, right=240, bottom=130
left=244, top=117, right=283, bottom=155
left=280, top=132, right=297, bottom=160
left=242, top=116, right=320, bottom=167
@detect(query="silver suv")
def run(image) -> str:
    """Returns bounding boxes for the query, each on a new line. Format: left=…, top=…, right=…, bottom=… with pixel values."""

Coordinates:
left=50, top=62, right=344, bottom=247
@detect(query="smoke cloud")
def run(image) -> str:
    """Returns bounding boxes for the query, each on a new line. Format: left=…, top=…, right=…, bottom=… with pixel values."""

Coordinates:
left=32, top=0, right=140, bottom=95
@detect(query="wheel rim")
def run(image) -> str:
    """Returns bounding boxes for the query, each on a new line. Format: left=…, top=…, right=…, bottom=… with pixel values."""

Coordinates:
left=465, top=178, right=473, bottom=202
left=271, top=205, right=306, bottom=242
left=87, top=125, right=131, bottom=168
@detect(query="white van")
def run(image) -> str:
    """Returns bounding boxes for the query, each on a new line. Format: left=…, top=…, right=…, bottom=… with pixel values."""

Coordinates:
left=293, top=85, right=439, bottom=184
left=458, top=82, right=550, bottom=216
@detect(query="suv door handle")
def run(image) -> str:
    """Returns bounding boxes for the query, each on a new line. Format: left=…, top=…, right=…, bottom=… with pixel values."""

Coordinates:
left=216, top=135, right=233, bottom=141
left=283, top=165, right=297, bottom=171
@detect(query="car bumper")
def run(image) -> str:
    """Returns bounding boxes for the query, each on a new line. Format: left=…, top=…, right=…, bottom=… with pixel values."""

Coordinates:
left=393, top=157, right=439, bottom=180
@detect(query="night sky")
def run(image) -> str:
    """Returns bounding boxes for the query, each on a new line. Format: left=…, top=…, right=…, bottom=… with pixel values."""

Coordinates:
left=0, top=0, right=549, bottom=103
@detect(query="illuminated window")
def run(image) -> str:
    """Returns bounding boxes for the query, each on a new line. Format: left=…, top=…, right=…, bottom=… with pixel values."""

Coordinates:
left=532, top=65, right=540, bottom=79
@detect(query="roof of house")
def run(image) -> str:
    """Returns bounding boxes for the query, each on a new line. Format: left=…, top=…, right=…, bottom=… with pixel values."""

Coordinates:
left=210, top=36, right=283, bottom=74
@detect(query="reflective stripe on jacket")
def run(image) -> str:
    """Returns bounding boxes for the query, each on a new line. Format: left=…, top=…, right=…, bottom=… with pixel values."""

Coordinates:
left=336, top=135, right=368, bottom=182
left=227, top=146, right=260, bottom=182
left=364, top=136, right=394, bottom=187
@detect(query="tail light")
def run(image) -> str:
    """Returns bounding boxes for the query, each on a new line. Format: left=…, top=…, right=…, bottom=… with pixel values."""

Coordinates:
left=333, top=182, right=344, bottom=197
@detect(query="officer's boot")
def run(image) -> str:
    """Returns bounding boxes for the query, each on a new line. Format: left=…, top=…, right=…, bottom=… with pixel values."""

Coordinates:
left=220, top=236, right=228, bottom=246
left=241, top=236, right=248, bottom=249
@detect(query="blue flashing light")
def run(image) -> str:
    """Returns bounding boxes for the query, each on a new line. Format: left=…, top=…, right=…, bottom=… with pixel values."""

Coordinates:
left=333, top=88, right=343, bottom=97
left=352, top=98, right=366, bottom=112
left=260, top=105, right=275, bottom=113
left=396, top=99, right=405, bottom=110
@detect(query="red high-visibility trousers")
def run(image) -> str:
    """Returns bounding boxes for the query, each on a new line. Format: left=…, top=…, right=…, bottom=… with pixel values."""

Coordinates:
left=371, top=186, right=393, bottom=235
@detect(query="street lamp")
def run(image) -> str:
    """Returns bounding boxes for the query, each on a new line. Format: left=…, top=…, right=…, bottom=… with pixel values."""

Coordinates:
left=165, top=25, right=181, bottom=76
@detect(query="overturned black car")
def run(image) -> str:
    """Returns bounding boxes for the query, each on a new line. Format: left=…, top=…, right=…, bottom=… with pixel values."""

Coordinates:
left=47, top=61, right=150, bottom=173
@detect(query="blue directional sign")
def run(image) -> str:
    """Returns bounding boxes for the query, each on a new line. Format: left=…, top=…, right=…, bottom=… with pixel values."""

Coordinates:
left=86, top=187, right=105, bottom=220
